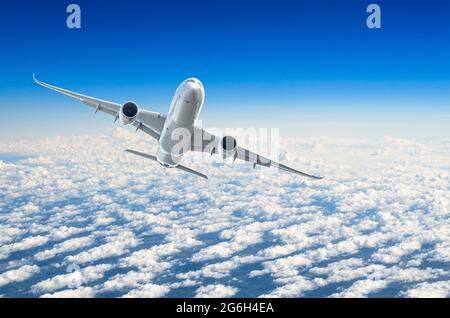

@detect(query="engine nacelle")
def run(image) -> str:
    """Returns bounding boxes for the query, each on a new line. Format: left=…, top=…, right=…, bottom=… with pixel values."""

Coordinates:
left=119, top=101, right=139, bottom=125
left=220, top=135, right=237, bottom=159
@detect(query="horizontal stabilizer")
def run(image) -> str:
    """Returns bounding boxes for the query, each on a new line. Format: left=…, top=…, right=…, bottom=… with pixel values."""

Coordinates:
left=277, top=163, right=323, bottom=180
left=125, top=149, right=208, bottom=180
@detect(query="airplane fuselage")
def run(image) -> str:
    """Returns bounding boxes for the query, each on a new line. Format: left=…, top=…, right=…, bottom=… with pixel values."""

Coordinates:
left=156, top=78, right=205, bottom=167
left=33, top=74, right=322, bottom=180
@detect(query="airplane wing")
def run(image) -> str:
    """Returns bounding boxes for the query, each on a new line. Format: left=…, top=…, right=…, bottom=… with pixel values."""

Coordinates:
left=191, top=126, right=323, bottom=179
left=33, top=74, right=166, bottom=140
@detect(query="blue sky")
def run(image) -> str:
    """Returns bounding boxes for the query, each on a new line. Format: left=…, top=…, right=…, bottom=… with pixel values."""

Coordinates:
left=0, top=0, right=449, bottom=139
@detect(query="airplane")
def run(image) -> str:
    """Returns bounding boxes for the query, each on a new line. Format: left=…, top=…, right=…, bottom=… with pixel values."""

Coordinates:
left=33, top=74, right=323, bottom=180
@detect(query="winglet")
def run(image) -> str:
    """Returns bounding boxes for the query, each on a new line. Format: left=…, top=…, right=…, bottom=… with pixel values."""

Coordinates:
left=32, top=73, right=41, bottom=85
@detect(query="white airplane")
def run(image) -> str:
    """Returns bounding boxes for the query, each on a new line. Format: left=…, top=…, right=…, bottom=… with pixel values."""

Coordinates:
left=33, top=74, right=322, bottom=180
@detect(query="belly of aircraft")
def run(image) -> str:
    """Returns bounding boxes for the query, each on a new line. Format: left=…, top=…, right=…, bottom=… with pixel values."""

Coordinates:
left=156, top=101, right=199, bottom=167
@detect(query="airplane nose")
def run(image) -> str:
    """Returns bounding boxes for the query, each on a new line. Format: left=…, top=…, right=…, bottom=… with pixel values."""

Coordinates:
left=184, top=84, right=203, bottom=103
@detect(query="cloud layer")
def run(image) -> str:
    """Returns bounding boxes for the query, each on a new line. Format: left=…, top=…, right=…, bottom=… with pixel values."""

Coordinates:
left=0, top=128, right=449, bottom=297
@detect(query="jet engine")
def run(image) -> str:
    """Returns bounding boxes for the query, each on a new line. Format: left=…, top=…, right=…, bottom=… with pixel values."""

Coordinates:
left=220, top=135, right=237, bottom=159
left=119, top=101, right=139, bottom=125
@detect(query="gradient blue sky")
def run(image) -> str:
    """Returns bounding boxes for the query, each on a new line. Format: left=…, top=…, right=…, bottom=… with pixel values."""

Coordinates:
left=0, top=0, right=449, bottom=140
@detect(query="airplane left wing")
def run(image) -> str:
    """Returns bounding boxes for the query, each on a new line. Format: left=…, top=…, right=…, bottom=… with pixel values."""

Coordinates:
left=191, top=126, right=323, bottom=179
left=33, top=74, right=166, bottom=140
left=33, top=74, right=121, bottom=116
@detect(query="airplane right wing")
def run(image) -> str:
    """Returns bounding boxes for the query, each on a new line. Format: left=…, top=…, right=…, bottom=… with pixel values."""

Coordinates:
left=33, top=74, right=166, bottom=140
left=133, top=110, right=166, bottom=140
left=191, top=126, right=323, bottom=179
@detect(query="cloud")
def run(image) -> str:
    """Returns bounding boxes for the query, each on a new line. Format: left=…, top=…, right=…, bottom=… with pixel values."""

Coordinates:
left=192, top=228, right=263, bottom=262
left=431, top=242, right=450, bottom=262
left=0, top=236, right=49, bottom=260
left=122, top=283, right=170, bottom=298
left=102, top=271, right=157, bottom=292
left=35, top=236, right=95, bottom=261
left=51, top=226, right=85, bottom=240
left=31, top=264, right=112, bottom=294
left=178, top=259, right=243, bottom=280
left=401, top=281, right=450, bottom=298
left=372, top=240, right=422, bottom=264
left=0, top=226, right=24, bottom=245
left=260, top=276, right=317, bottom=298
left=0, top=265, right=40, bottom=287
left=65, top=231, right=139, bottom=264
left=40, top=287, right=96, bottom=298
left=330, top=279, right=388, bottom=298
left=0, top=130, right=449, bottom=297
left=195, top=284, right=238, bottom=298
left=120, top=242, right=179, bottom=270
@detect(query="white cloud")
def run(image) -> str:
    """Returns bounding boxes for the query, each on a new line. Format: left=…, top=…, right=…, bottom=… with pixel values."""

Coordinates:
left=31, top=264, right=112, bottom=294
left=372, top=240, right=422, bottom=264
left=0, top=131, right=449, bottom=298
left=401, top=281, right=450, bottom=298
left=40, top=287, right=96, bottom=298
left=260, top=276, right=317, bottom=298
left=35, top=236, right=95, bottom=261
left=432, top=242, right=450, bottom=262
left=330, top=279, right=388, bottom=298
left=0, top=236, right=49, bottom=260
left=0, top=226, right=24, bottom=245
left=102, top=271, right=156, bottom=292
left=120, top=243, right=179, bottom=270
left=195, top=284, right=238, bottom=298
left=65, top=231, right=139, bottom=264
left=178, top=259, right=241, bottom=280
left=0, top=265, right=40, bottom=287
left=51, top=226, right=85, bottom=240
left=122, top=283, right=170, bottom=298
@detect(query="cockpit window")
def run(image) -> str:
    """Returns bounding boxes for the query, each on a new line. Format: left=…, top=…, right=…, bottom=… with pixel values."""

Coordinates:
left=185, top=78, right=203, bottom=89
